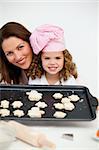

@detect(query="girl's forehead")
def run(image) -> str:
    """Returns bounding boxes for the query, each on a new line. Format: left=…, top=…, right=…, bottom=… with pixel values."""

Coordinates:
left=42, top=51, right=63, bottom=56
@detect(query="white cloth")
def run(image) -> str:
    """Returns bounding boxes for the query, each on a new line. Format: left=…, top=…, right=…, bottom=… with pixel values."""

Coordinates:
left=28, top=74, right=78, bottom=85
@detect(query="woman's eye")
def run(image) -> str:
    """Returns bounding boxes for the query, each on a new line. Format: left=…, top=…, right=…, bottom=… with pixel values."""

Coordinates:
left=6, top=52, right=13, bottom=56
left=18, top=45, right=24, bottom=50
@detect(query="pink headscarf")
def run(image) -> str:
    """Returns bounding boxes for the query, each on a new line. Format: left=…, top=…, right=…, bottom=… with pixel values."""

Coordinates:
left=29, top=24, right=66, bottom=55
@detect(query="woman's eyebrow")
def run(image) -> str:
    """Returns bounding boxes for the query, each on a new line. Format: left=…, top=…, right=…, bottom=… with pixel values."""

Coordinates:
left=16, top=42, right=24, bottom=49
left=4, top=49, right=12, bottom=53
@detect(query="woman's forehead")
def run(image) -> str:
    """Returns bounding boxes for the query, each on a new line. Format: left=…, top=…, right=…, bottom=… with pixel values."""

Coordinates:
left=2, top=37, right=24, bottom=51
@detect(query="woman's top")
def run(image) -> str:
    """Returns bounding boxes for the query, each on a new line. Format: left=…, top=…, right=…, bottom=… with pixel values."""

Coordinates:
left=0, top=70, right=28, bottom=85
left=19, top=70, right=28, bottom=84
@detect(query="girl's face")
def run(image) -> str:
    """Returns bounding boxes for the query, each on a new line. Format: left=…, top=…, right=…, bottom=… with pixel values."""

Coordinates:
left=2, top=36, right=33, bottom=69
left=41, top=51, right=64, bottom=76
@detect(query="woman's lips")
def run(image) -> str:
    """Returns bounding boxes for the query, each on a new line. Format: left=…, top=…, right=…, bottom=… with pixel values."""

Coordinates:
left=17, top=58, right=26, bottom=65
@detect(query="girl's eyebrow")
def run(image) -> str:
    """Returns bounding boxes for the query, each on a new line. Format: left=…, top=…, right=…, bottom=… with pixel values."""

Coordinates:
left=56, top=56, right=61, bottom=57
left=44, top=55, right=61, bottom=57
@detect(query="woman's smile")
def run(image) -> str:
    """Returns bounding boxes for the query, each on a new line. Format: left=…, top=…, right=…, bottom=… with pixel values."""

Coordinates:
left=16, top=57, right=26, bottom=65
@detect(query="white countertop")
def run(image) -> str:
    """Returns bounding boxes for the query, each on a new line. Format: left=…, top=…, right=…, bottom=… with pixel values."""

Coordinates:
left=6, top=111, right=99, bottom=150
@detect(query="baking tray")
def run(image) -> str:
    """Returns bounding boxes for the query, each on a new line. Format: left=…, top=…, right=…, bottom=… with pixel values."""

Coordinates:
left=0, top=85, right=98, bottom=123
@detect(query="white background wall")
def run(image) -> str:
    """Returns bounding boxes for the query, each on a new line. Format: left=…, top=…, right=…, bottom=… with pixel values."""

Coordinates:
left=0, top=0, right=98, bottom=97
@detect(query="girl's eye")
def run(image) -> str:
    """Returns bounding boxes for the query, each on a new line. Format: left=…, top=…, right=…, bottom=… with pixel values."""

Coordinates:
left=44, top=57, right=50, bottom=60
left=56, top=57, right=61, bottom=59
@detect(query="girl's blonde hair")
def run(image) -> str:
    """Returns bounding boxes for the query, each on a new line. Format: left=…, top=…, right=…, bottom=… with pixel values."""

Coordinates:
left=29, top=49, right=78, bottom=80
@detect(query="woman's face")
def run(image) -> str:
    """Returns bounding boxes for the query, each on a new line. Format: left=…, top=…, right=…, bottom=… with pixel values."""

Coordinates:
left=2, top=36, right=33, bottom=69
left=41, top=51, right=64, bottom=76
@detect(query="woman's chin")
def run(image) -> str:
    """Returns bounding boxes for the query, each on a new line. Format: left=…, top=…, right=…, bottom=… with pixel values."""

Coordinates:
left=17, top=64, right=30, bottom=70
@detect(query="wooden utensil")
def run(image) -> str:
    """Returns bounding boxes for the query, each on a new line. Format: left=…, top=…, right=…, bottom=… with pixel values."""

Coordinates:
left=2, top=121, right=56, bottom=149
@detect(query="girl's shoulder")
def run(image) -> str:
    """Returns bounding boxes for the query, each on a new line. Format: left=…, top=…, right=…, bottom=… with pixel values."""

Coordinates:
left=28, top=77, right=41, bottom=85
left=28, top=75, right=47, bottom=85
left=62, top=76, right=78, bottom=85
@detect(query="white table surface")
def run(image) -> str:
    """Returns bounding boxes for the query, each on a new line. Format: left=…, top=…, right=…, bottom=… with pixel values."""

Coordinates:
left=6, top=111, right=99, bottom=150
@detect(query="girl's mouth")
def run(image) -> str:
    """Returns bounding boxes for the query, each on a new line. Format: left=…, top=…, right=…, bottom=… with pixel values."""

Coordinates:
left=48, top=67, right=58, bottom=71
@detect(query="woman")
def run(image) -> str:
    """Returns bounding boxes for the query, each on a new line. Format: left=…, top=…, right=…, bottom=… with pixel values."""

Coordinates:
left=0, top=22, right=37, bottom=84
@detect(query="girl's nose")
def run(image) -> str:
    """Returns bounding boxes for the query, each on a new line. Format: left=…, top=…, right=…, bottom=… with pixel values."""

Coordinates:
left=49, top=59, right=56, bottom=65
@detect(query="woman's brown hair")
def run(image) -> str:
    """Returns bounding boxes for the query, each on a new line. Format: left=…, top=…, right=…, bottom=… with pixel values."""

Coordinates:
left=0, top=22, right=31, bottom=84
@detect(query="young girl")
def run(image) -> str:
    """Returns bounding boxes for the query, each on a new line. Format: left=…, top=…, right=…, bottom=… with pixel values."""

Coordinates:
left=29, top=24, right=78, bottom=85
left=0, top=22, right=37, bottom=84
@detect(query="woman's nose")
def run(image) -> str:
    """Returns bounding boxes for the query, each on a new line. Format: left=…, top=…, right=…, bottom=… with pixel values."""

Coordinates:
left=14, top=52, right=21, bottom=61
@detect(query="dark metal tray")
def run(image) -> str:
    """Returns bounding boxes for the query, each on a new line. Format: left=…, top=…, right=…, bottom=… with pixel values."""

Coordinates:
left=0, top=85, right=98, bottom=122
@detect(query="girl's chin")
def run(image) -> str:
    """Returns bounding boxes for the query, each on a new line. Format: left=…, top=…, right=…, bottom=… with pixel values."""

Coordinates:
left=47, top=72, right=59, bottom=75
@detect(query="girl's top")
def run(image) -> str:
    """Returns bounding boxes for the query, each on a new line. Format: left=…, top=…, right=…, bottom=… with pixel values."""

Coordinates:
left=28, top=74, right=77, bottom=85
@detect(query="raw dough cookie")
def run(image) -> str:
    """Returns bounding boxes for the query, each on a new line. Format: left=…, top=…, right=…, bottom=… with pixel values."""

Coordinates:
left=26, top=90, right=43, bottom=101
left=13, top=109, right=24, bottom=117
left=12, top=101, right=23, bottom=108
left=53, top=93, right=63, bottom=99
left=0, top=109, right=10, bottom=117
left=54, top=103, right=64, bottom=110
left=35, top=101, right=47, bottom=108
left=0, top=100, right=9, bottom=108
left=68, top=94, right=80, bottom=102
left=31, top=107, right=40, bottom=111
left=28, top=107, right=45, bottom=118
left=53, top=111, right=67, bottom=118
left=61, top=97, right=71, bottom=104
left=64, top=102, right=75, bottom=111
